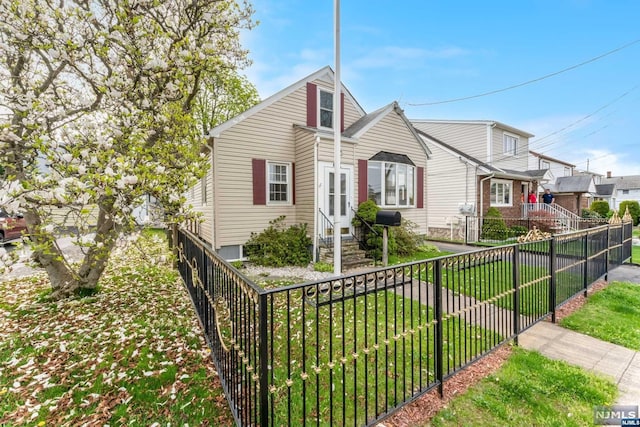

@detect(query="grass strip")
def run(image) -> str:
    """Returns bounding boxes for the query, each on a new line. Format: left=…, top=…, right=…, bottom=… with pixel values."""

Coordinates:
left=430, top=347, right=617, bottom=426
left=560, top=282, right=640, bottom=350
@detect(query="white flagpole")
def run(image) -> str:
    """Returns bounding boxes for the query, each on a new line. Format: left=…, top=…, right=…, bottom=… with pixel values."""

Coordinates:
left=333, top=0, right=342, bottom=274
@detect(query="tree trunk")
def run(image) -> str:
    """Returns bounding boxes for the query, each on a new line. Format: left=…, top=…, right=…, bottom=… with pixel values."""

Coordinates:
left=25, top=200, right=118, bottom=300
left=24, top=210, right=77, bottom=299
left=76, top=203, right=118, bottom=291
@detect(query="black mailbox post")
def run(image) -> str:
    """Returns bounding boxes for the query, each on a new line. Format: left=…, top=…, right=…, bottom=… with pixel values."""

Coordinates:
left=375, top=211, right=401, bottom=266
left=375, top=210, right=401, bottom=227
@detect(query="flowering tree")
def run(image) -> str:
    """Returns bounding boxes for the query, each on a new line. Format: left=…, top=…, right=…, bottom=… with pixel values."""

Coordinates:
left=0, top=0, right=254, bottom=298
left=194, top=68, right=260, bottom=134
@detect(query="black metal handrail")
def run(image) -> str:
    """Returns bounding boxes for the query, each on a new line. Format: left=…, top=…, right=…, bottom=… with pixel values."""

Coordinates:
left=350, top=207, right=380, bottom=261
left=317, top=208, right=334, bottom=247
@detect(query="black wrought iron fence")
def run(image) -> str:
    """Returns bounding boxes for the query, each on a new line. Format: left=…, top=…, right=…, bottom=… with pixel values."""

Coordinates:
left=174, top=221, right=632, bottom=426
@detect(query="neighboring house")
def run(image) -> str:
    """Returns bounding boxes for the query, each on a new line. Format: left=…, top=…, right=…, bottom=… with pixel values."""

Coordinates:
left=594, top=183, right=616, bottom=208
left=186, top=66, right=430, bottom=261
left=528, top=150, right=574, bottom=185
left=542, top=175, right=596, bottom=214
left=411, top=119, right=548, bottom=239
left=529, top=151, right=599, bottom=215
left=600, top=174, right=640, bottom=211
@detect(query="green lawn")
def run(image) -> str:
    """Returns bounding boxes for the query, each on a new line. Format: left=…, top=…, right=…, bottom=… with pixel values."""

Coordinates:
left=389, top=248, right=453, bottom=264
left=263, top=283, right=500, bottom=425
left=560, top=282, right=640, bottom=350
left=429, top=347, right=617, bottom=426
left=632, top=245, right=640, bottom=264
left=0, top=230, right=233, bottom=426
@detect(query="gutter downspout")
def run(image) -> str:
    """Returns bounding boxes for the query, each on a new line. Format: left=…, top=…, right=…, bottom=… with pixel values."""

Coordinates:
left=313, top=136, right=320, bottom=262
left=425, top=153, right=429, bottom=234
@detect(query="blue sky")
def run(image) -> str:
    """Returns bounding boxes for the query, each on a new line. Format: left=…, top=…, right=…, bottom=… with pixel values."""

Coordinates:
left=240, top=0, right=640, bottom=177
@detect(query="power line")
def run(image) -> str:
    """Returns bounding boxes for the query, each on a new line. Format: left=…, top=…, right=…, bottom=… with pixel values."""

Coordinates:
left=407, top=38, right=640, bottom=107
left=530, top=84, right=638, bottom=149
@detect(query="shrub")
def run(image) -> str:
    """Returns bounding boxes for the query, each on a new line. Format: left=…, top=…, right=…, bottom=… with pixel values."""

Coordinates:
left=245, top=216, right=312, bottom=267
left=393, top=219, right=421, bottom=256
left=527, top=210, right=556, bottom=233
left=581, top=209, right=601, bottom=219
left=590, top=200, right=609, bottom=217
left=352, top=199, right=379, bottom=226
left=313, top=262, right=333, bottom=272
left=619, top=200, right=640, bottom=225
left=481, top=207, right=509, bottom=240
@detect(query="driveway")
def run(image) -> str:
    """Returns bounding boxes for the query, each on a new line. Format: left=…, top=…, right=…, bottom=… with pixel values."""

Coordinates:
left=1, top=236, right=88, bottom=281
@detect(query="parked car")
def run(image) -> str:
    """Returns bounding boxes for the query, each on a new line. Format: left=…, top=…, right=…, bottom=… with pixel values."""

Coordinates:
left=0, top=209, right=27, bottom=244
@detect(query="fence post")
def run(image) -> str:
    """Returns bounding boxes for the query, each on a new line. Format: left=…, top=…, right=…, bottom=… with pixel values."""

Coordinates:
left=171, top=224, right=179, bottom=268
left=464, top=216, right=468, bottom=245
left=434, top=259, right=444, bottom=397
left=512, top=245, right=520, bottom=344
left=583, top=231, right=589, bottom=297
left=549, top=236, right=557, bottom=323
left=259, top=293, right=269, bottom=427
left=605, top=225, right=610, bottom=282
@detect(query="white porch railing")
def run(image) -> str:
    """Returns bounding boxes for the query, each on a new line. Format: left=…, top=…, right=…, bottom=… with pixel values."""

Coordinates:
left=522, top=203, right=581, bottom=233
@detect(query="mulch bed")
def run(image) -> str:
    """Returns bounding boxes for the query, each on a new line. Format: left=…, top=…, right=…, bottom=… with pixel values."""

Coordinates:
left=378, top=278, right=610, bottom=426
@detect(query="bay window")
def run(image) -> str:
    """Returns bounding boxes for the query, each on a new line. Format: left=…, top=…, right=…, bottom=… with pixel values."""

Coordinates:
left=368, top=160, right=415, bottom=207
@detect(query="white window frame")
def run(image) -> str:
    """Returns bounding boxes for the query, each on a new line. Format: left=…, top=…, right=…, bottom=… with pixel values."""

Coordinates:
left=367, top=160, right=416, bottom=208
left=318, top=88, right=334, bottom=129
left=541, top=160, right=550, bottom=169
left=564, top=166, right=571, bottom=176
left=266, top=161, right=291, bottom=205
left=490, top=179, right=513, bottom=207
left=503, top=133, right=518, bottom=156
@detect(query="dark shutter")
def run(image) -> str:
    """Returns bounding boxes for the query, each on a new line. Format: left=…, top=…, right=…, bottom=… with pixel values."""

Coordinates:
left=417, top=166, right=424, bottom=208
left=340, top=92, right=345, bottom=132
left=291, top=162, right=296, bottom=205
left=306, top=82, right=317, bottom=127
left=252, top=159, right=266, bottom=205
left=358, top=159, right=368, bottom=205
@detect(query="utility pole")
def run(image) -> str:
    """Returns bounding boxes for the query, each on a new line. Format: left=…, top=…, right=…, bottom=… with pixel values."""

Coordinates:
left=333, top=0, right=342, bottom=274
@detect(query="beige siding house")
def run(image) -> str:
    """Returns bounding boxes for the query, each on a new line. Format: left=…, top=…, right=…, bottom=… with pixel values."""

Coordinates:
left=412, top=120, right=546, bottom=239
left=187, top=67, right=430, bottom=260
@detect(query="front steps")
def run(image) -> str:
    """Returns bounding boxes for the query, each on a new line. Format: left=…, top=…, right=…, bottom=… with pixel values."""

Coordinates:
left=318, top=239, right=374, bottom=271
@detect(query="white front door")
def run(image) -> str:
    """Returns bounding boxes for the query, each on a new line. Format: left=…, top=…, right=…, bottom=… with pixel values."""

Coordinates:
left=319, top=162, right=353, bottom=237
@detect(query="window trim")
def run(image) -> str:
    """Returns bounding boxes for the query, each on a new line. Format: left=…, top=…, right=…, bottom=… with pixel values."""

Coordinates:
left=266, top=161, right=292, bottom=205
left=490, top=178, right=513, bottom=207
left=541, top=160, right=550, bottom=169
left=503, top=132, right=519, bottom=157
left=318, top=88, right=334, bottom=130
left=367, top=160, right=416, bottom=208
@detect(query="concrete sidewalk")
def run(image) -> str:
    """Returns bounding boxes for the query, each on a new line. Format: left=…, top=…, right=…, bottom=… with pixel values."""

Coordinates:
left=519, top=321, right=640, bottom=405
left=607, top=262, right=640, bottom=284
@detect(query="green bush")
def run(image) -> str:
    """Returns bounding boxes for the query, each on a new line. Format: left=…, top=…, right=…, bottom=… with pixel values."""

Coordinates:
left=352, top=199, right=379, bottom=226
left=394, top=218, right=421, bottom=256
left=313, top=262, right=333, bottom=272
left=619, top=200, right=640, bottom=225
left=481, top=207, right=509, bottom=240
left=590, top=200, right=609, bottom=217
left=245, top=216, right=312, bottom=267
left=581, top=209, right=601, bottom=219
